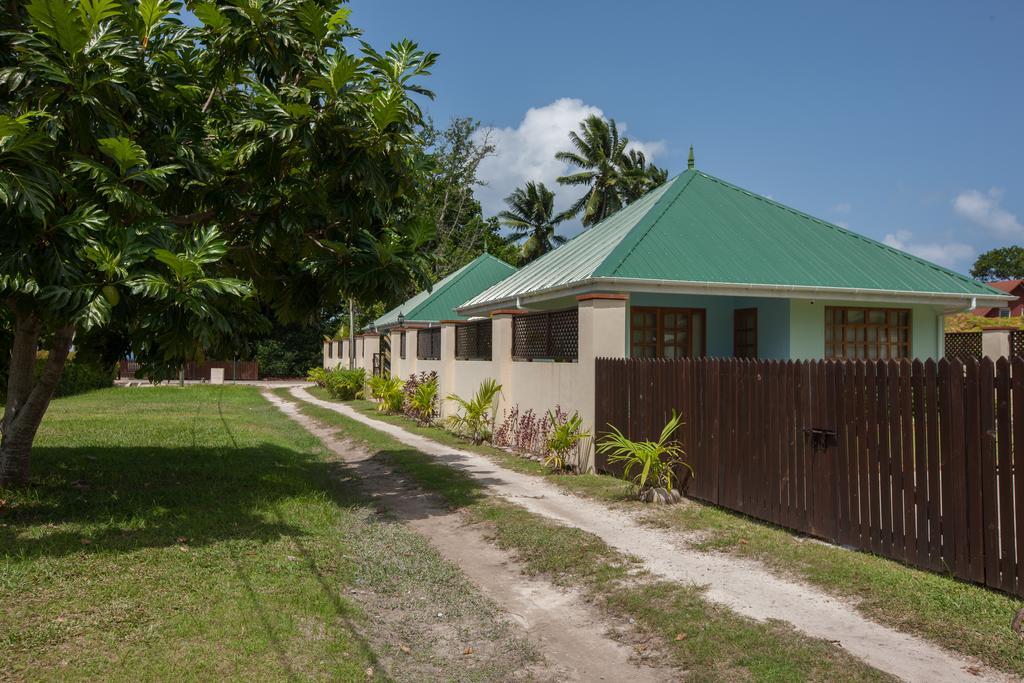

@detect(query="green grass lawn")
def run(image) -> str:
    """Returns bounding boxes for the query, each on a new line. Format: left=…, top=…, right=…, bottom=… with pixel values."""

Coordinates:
left=0, top=387, right=535, bottom=681
left=284, top=390, right=891, bottom=682
left=308, top=388, right=1024, bottom=677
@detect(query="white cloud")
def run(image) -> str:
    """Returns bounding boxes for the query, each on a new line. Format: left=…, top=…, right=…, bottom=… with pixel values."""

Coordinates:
left=882, top=230, right=974, bottom=269
left=953, top=188, right=1023, bottom=238
left=473, top=98, right=667, bottom=222
left=831, top=202, right=852, bottom=214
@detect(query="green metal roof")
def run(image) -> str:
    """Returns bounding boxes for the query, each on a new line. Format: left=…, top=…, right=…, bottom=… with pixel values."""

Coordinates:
left=373, top=253, right=516, bottom=329
left=461, top=169, right=1006, bottom=310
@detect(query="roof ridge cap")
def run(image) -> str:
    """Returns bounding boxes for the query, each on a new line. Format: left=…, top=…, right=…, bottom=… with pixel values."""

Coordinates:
left=696, top=172, right=994, bottom=294
left=406, top=257, right=485, bottom=317
left=596, top=171, right=698, bottom=277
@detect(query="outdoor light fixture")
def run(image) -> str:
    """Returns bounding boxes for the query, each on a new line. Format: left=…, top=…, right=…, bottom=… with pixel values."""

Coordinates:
left=397, top=312, right=405, bottom=327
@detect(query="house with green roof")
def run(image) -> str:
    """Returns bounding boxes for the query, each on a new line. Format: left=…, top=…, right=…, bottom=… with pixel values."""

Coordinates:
left=373, top=252, right=517, bottom=331
left=459, top=166, right=1009, bottom=362
left=324, top=253, right=516, bottom=373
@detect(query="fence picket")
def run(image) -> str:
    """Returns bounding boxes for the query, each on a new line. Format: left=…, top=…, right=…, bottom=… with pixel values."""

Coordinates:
left=899, top=360, right=915, bottom=563
left=947, top=358, right=970, bottom=578
left=964, top=359, right=986, bottom=583
left=996, top=357, right=1014, bottom=592
left=924, top=359, right=942, bottom=570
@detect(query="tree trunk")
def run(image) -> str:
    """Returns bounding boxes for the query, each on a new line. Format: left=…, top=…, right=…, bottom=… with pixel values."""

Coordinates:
left=0, top=314, right=75, bottom=487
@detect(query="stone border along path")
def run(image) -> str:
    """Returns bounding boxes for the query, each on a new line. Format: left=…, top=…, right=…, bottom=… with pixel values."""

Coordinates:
left=287, top=386, right=1010, bottom=683
left=265, top=390, right=681, bottom=682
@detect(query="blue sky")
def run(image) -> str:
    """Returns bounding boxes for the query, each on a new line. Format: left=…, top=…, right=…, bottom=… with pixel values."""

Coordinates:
left=350, top=0, right=1023, bottom=274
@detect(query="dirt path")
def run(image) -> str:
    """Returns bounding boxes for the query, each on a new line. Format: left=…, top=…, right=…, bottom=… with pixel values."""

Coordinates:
left=289, top=387, right=1012, bottom=683
left=265, top=391, right=679, bottom=682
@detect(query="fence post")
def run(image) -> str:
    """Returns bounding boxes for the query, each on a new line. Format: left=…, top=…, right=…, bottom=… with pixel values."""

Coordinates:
left=406, top=328, right=419, bottom=377
left=982, top=327, right=1012, bottom=360
left=576, top=294, right=629, bottom=472
left=489, top=309, right=525, bottom=425
left=363, top=333, right=379, bottom=373
left=439, top=321, right=458, bottom=417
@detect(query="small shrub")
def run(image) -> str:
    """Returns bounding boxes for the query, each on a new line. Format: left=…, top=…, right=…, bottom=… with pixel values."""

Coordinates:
left=307, top=367, right=329, bottom=387
left=406, top=374, right=438, bottom=425
left=544, top=410, right=589, bottom=472
left=368, top=375, right=403, bottom=413
left=597, top=411, right=692, bottom=498
left=323, top=367, right=365, bottom=400
left=4, top=353, right=117, bottom=400
left=402, top=371, right=438, bottom=422
left=446, top=378, right=502, bottom=444
left=494, top=404, right=551, bottom=455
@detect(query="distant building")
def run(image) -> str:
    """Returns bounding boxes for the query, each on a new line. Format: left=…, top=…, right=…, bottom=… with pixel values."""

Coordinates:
left=971, top=280, right=1024, bottom=318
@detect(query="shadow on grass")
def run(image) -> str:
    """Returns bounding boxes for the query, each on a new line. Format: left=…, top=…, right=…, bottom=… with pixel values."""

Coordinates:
left=0, top=442, right=365, bottom=559
left=0, top=441, right=389, bottom=678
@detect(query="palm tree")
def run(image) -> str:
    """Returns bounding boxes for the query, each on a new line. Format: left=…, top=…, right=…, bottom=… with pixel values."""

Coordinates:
left=619, top=149, right=669, bottom=202
left=498, top=182, right=567, bottom=263
left=555, top=115, right=630, bottom=227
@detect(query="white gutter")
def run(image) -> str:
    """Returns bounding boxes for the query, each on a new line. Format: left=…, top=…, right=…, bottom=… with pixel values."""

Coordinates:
left=457, top=276, right=1012, bottom=315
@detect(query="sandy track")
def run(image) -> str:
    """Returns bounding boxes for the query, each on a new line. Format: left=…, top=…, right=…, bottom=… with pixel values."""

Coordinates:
left=266, top=391, right=679, bottom=682
left=289, top=386, right=1012, bottom=683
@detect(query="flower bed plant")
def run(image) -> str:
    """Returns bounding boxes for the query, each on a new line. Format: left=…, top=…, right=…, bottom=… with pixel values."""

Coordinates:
left=597, top=411, right=692, bottom=504
left=403, top=372, right=438, bottom=425
left=446, top=379, right=501, bottom=444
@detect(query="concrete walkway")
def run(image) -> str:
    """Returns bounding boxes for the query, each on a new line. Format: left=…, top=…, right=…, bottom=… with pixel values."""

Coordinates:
left=289, top=386, right=1009, bottom=683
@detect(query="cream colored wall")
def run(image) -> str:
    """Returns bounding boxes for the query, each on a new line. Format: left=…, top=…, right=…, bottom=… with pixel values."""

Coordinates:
left=788, top=299, right=944, bottom=361
left=359, top=334, right=379, bottom=371
left=500, top=361, right=584, bottom=423
left=434, top=297, right=628, bottom=471
left=443, top=359, right=497, bottom=419
left=388, top=329, right=407, bottom=377
left=322, top=340, right=346, bottom=369
left=415, top=359, right=443, bottom=380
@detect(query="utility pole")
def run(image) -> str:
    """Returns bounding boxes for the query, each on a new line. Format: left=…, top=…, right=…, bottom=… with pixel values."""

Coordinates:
left=348, top=299, right=356, bottom=369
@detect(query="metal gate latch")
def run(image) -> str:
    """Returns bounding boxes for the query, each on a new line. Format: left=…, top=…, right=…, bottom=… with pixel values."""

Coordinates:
left=802, top=427, right=837, bottom=452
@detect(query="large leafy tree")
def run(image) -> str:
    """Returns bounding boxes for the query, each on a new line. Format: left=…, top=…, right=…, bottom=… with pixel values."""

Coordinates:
left=971, top=246, right=1024, bottom=282
left=0, top=0, right=437, bottom=485
left=555, top=115, right=667, bottom=227
left=498, top=181, right=565, bottom=263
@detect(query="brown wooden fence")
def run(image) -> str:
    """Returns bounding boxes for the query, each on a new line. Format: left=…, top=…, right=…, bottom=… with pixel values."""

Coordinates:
left=595, top=356, right=1024, bottom=597
left=118, top=360, right=258, bottom=381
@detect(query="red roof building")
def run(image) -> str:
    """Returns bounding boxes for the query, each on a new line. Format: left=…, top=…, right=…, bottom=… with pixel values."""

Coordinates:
left=972, top=280, right=1024, bottom=317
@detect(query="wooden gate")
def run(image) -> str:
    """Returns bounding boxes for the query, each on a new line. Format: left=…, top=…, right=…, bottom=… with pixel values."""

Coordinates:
left=594, top=356, right=1024, bottom=597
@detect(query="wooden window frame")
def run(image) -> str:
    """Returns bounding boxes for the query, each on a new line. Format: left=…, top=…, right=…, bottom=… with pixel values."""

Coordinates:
left=733, top=308, right=758, bottom=358
left=629, top=306, right=706, bottom=359
left=825, top=306, right=911, bottom=360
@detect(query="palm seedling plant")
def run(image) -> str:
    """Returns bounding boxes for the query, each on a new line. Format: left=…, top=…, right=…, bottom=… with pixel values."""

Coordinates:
left=407, top=375, right=438, bottom=425
left=368, top=375, right=404, bottom=413
left=597, top=411, right=692, bottom=503
left=446, top=378, right=502, bottom=444
left=544, top=410, right=589, bottom=473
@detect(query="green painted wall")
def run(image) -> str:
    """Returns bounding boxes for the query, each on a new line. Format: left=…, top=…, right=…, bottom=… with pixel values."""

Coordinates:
left=627, top=293, right=790, bottom=359
left=788, top=300, right=944, bottom=360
